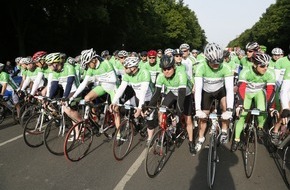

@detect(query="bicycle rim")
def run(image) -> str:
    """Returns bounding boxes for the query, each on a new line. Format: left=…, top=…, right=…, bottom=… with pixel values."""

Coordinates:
left=44, top=118, right=68, bottom=155
left=207, top=135, right=217, bottom=189
left=23, top=113, right=48, bottom=147
left=113, top=120, right=134, bottom=160
left=283, top=147, right=290, bottom=185
left=64, top=121, right=93, bottom=162
left=145, top=129, right=169, bottom=178
left=243, top=127, right=257, bottom=178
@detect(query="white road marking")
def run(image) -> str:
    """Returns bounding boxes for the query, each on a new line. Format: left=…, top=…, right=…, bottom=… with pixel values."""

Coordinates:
left=0, top=134, right=22, bottom=147
left=114, top=149, right=147, bottom=190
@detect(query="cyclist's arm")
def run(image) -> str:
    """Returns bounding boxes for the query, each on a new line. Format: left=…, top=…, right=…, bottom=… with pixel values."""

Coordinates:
left=20, top=76, right=30, bottom=91
left=149, top=86, right=161, bottom=107
left=72, top=75, right=90, bottom=98
left=30, top=72, right=43, bottom=95
left=225, top=76, right=234, bottom=109
left=1, top=83, right=7, bottom=95
left=237, top=81, right=246, bottom=105
left=49, top=81, right=59, bottom=99
left=63, top=76, right=75, bottom=98
left=138, top=81, right=149, bottom=109
left=266, top=83, right=275, bottom=109
left=177, top=87, right=186, bottom=114
left=111, top=81, right=128, bottom=104
left=194, top=77, right=203, bottom=110
left=280, top=80, right=290, bottom=109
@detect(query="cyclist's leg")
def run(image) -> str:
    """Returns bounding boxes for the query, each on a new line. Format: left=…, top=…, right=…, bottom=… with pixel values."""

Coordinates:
left=254, top=90, right=267, bottom=130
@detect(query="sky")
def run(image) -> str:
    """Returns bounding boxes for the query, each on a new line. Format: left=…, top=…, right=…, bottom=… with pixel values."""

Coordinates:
left=183, top=0, right=276, bottom=48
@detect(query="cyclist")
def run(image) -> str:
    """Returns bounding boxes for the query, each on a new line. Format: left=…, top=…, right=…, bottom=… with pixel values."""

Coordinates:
left=110, top=57, right=152, bottom=142
left=139, top=50, right=161, bottom=87
left=113, top=50, right=128, bottom=78
left=231, top=52, right=276, bottom=151
left=148, top=55, right=196, bottom=155
left=69, top=48, right=119, bottom=123
left=269, top=47, right=284, bottom=69
left=173, top=49, right=186, bottom=72
left=0, top=62, right=21, bottom=119
left=240, top=42, right=260, bottom=69
left=139, top=51, right=148, bottom=67
left=194, top=43, right=234, bottom=153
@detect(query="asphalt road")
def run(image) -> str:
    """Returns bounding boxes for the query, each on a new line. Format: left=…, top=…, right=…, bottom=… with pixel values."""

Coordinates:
left=0, top=116, right=289, bottom=190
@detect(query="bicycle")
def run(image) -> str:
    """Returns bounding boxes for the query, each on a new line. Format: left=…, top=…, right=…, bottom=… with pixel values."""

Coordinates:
left=112, top=104, right=148, bottom=161
left=43, top=100, right=77, bottom=155
left=234, top=108, right=267, bottom=178
left=263, top=111, right=290, bottom=187
left=0, top=96, right=22, bottom=124
left=144, top=105, right=186, bottom=178
left=23, top=96, right=57, bottom=147
left=63, top=98, right=115, bottom=162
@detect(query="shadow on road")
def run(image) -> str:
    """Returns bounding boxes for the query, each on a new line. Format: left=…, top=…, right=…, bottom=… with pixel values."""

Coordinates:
left=189, top=144, right=238, bottom=189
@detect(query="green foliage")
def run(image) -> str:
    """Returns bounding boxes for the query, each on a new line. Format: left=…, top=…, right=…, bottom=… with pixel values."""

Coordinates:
left=228, top=0, right=290, bottom=53
left=0, top=0, right=206, bottom=59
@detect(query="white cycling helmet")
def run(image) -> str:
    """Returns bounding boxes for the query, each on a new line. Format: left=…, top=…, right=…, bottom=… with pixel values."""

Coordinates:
left=246, top=42, right=260, bottom=51
left=271, top=47, right=283, bottom=55
left=123, top=57, right=139, bottom=68
left=180, top=43, right=190, bottom=50
left=80, top=48, right=97, bottom=68
left=20, top=57, right=33, bottom=65
left=15, top=57, right=22, bottom=63
left=164, top=48, right=173, bottom=55
left=204, top=43, right=223, bottom=64
left=118, top=50, right=128, bottom=57
left=253, top=52, right=271, bottom=66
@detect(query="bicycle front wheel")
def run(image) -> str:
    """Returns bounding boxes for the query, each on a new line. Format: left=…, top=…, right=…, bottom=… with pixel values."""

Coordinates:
left=23, top=112, right=48, bottom=147
left=145, top=128, right=170, bottom=178
left=207, top=134, right=218, bottom=189
left=44, top=117, right=72, bottom=155
left=63, top=121, right=93, bottom=162
left=242, top=126, right=257, bottom=178
left=113, top=119, right=134, bottom=160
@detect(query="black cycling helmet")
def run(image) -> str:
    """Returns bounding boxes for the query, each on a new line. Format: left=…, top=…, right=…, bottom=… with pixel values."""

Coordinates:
left=160, top=55, right=175, bottom=69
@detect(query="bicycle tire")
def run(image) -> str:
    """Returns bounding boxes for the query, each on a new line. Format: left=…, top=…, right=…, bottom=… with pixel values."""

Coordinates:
left=44, top=116, right=72, bottom=155
left=207, top=134, right=218, bottom=189
left=242, top=126, right=257, bottom=178
left=283, top=146, right=290, bottom=185
left=63, top=120, right=93, bottom=162
left=23, top=112, right=48, bottom=147
left=145, top=128, right=169, bottom=178
left=20, top=104, right=39, bottom=127
left=102, top=109, right=116, bottom=139
left=113, top=119, right=134, bottom=160
left=0, top=104, right=5, bottom=124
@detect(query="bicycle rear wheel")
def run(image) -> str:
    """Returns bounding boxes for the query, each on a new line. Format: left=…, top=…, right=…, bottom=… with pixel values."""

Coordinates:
left=207, top=134, right=218, bottom=189
left=113, top=119, right=134, bottom=160
left=23, top=112, right=48, bottom=147
left=44, top=117, right=72, bottom=155
left=63, top=121, right=93, bottom=162
left=242, top=126, right=257, bottom=178
left=145, top=128, right=170, bottom=178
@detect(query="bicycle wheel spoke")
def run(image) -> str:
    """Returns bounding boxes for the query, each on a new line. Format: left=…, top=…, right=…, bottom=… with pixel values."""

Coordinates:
left=243, top=128, right=257, bottom=178
left=145, top=129, right=169, bottom=178
left=113, top=120, right=134, bottom=160
left=207, top=135, right=217, bottom=189
left=64, top=121, right=93, bottom=162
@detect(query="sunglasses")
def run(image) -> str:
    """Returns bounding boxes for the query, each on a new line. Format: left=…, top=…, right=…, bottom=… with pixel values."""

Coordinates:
left=247, top=50, right=254, bottom=53
left=119, top=57, right=125, bottom=59
left=259, top=64, right=269, bottom=68
left=174, top=55, right=182, bottom=57
left=182, top=50, right=188, bottom=53
left=149, top=57, right=156, bottom=59
left=162, top=67, right=173, bottom=71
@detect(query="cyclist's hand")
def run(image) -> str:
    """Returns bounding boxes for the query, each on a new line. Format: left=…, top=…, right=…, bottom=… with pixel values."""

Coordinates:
left=281, top=109, right=290, bottom=125
left=109, top=103, right=118, bottom=113
left=235, top=105, right=243, bottom=117
left=134, top=108, right=142, bottom=118
left=195, top=110, right=207, bottom=119
left=222, top=111, right=232, bottom=120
